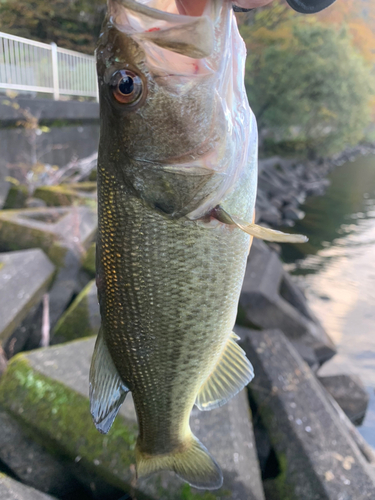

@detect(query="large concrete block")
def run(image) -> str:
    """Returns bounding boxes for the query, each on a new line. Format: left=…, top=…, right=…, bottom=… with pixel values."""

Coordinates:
left=0, top=409, right=89, bottom=499
left=0, top=167, right=9, bottom=210
left=0, top=249, right=55, bottom=342
left=82, top=242, right=96, bottom=278
left=34, top=183, right=97, bottom=207
left=318, top=374, right=369, bottom=426
left=189, top=390, right=265, bottom=500
left=239, top=239, right=336, bottom=364
left=0, top=338, right=265, bottom=500
left=237, top=326, right=375, bottom=500
left=3, top=184, right=28, bottom=209
left=0, top=206, right=97, bottom=267
left=0, top=347, right=7, bottom=377
left=53, top=280, right=100, bottom=343
left=0, top=473, right=57, bottom=500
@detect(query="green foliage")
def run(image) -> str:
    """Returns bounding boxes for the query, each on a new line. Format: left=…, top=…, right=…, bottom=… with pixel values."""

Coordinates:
left=242, top=17, right=375, bottom=156
left=0, top=0, right=106, bottom=54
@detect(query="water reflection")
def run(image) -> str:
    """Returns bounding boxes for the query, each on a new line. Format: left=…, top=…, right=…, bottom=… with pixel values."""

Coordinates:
left=280, top=155, right=375, bottom=447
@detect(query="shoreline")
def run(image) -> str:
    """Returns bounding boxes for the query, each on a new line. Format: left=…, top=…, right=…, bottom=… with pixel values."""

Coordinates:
left=256, top=142, right=375, bottom=228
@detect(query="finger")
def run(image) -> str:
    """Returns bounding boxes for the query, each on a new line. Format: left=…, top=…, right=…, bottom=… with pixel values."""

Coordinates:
left=175, top=0, right=207, bottom=16
left=234, top=0, right=273, bottom=8
left=175, top=0, right=273, bottom=17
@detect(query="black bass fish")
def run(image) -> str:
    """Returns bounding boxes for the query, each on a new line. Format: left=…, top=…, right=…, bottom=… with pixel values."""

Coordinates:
left=90, top=0, right=306, bottom=490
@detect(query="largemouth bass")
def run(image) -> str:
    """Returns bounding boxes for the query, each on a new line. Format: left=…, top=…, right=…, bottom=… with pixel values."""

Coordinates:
left=90, top=0, right=306, bottom=490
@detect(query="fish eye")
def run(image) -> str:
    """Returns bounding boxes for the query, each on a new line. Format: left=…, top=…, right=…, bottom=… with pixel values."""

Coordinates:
left=110, top=70, right=143, bottom=105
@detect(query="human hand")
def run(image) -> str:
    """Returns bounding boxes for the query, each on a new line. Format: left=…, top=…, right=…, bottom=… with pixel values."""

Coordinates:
left=176, top=0, right=273, bottom=16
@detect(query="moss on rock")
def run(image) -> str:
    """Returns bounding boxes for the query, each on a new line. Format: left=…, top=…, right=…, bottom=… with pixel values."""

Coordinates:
left=82, top=243, right=96, bottom=278
left=0, top=212, right=68, bottom=267
left=0, top=355, right=138, bottom=492
left=262, top=454, right=297, bottom=500
left=34, top=183, right=97, bottom=207
left=53, top=281, right=96, bottom=342
left=3, top=184, right=28, bottom=209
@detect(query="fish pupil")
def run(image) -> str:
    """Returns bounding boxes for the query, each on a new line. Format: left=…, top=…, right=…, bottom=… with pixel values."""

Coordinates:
left=119, top=77, right=134, bottom=95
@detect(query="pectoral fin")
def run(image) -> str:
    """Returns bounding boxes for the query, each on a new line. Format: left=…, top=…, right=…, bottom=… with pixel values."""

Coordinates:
left=216, top=206, right=308, bottom=243
left=196, top=333, right=254, bottom=411
left=89, top=328, right=129, bottom=434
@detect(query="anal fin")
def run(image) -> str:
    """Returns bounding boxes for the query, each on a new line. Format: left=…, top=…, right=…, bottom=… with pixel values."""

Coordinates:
left=89, top=328, right=129, bottom=434
left=216, top=206, right=308, bottom=244
left=196, top=333, right=254, bottom=411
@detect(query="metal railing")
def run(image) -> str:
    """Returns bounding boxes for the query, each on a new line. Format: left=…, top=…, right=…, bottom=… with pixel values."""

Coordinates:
left=0, top=31, right=98, bottom=101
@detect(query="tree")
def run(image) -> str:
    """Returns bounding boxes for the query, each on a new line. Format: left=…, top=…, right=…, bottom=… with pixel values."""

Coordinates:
left=0, top=0, right=106, bottom=54
left=316, top=0, right=375, bottom=64
left=241, top=13, right=375, bottom=156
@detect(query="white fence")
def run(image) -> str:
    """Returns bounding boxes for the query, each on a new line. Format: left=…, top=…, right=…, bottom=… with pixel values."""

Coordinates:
left=0, top=31, right=98, bottom=101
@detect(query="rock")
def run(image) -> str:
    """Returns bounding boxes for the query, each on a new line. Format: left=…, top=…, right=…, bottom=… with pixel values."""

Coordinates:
left=0, top=249, right=55, bottom=343
left=4, top=302, right=45, bottom=358
left=0, top=473, right=58, bottom=500
left=318, top=374, right=370, bottom=426
left=304, top=179, right=330, bottom=196
left=268, top=195, right=284, bottom=210
left=47, top=249, right=90, bottom=332
left=258, top=156, right=295, bottom=175
left=189, top=390, right=265, bottom=500
left=0, top=409, right=90, bottom=499
left=0, top=176, right=9, bottom=210
left=252, top=418, right=272, bottom=475
left=259, top=206, right=282, bottom=226
left=82, top=242, right=96, bottom=278
left=289, top=340, right=319, bottom=372
left=34, top=183, right=97, bottom=207
left=1, top=248, right=91, bottom=356
left=239, top=239, right=336, bottom=364
left=88, top=169, right=97, bottom=182
left=0, top=338, right=265, bottom=500
left=3, top=184, right=28, bottom=209
left=0, top=206, right=97, bottom=267
left=53, top=280, right=100, bottom=343
left=3, top=255, right=91, bottom=356
left=283, top=205, right=305, bottom=222
left=0, top=347, right=7, bottom=377
left=258, top=156, right=283, bottom=174
left=237, top=327, right=375, bottom=500
left=258, top=174, right=287, bottom=198
left=26, top=198, right=47, bottom=208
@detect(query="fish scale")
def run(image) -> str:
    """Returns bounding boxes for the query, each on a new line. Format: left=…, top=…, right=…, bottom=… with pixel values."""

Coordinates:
left=97, top=165, right=251, bottom=454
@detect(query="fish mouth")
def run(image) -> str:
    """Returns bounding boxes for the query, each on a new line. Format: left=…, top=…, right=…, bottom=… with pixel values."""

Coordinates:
left=107, top=0, right=218, bottom=59
left=109, top=0, right=214, bottom=22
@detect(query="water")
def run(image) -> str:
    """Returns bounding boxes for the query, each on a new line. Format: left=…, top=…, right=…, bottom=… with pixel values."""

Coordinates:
left=280, top=155, right=375, bottom=448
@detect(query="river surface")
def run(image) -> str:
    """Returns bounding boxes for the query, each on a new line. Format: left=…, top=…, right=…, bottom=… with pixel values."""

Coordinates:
left=280, top=154, right=375, bottom=448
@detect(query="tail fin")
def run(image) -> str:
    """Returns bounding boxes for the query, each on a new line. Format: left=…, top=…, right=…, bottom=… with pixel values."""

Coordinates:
left=136, top=435, right=223, bottom=490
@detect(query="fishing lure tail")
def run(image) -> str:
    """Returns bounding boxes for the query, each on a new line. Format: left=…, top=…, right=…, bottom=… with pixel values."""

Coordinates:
left=135, top=435, right=223, bottom=490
